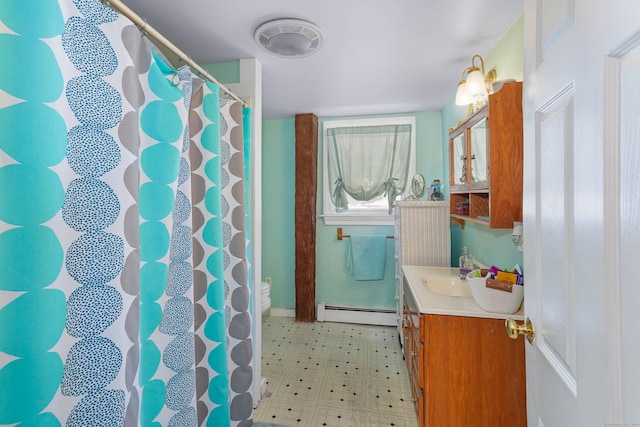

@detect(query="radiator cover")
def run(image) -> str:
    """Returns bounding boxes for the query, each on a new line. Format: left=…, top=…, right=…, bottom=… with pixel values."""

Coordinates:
left=316, top=302, right=396, bottom=326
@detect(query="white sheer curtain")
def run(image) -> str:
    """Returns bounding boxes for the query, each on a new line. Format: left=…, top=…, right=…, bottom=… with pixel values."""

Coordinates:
left=327, top=124, right=412, bottom=214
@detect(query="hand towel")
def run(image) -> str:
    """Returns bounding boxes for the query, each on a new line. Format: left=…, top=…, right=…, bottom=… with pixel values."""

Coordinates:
left=346, top=234, right=387, bottom=281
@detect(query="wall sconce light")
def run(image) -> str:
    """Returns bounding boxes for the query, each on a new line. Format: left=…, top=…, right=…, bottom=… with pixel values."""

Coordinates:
left=512, top=221, right=523, bottom=252
left=455, top=54, right=497, bottom=111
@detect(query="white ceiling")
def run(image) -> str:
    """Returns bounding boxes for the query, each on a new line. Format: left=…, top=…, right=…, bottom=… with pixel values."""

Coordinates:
left=121, top=0, right=523, bottom=120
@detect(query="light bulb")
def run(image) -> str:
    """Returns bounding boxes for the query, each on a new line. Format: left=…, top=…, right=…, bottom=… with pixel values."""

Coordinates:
left=466, top=69, right=488, bottom=97
left=455, top=82, right=472, bottom=105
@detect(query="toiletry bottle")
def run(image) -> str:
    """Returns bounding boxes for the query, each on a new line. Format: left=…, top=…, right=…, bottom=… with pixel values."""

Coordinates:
left=459, top=246, right=474, bottom=279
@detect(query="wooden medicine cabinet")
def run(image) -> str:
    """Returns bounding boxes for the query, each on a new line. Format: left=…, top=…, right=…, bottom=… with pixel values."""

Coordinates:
left=448, top=81, right=523, bottom=228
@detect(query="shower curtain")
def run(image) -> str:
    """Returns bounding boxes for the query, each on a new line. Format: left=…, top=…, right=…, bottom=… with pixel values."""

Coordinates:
left=0, top=1, right=253, bottom=426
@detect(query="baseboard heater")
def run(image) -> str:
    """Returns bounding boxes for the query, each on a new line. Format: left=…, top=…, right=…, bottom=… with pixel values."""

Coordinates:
left=316, top=303, right=396, bottom=326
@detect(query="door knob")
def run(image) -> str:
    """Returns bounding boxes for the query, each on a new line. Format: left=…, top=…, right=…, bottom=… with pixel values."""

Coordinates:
left=505, top=317, right=535, bottom=344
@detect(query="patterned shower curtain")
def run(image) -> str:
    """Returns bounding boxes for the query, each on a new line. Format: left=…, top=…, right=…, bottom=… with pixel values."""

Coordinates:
left=0, top=1, right=253, bottom=426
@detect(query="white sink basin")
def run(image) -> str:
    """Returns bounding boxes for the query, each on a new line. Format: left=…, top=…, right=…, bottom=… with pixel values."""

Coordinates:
left=402, top=265, right=524, bottom=319
left=421, top=275, right=472, bottom=297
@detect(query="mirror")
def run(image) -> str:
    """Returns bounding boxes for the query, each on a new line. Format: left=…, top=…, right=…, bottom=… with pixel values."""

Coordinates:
left=410, top=173, right=426, bottom=198
left=470, top=118, right=488, bottom=182
left=452, top=133, right=466, bottom=184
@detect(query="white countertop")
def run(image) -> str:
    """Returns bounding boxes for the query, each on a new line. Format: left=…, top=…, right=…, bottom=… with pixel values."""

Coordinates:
left=402, top=265, right=525, bottom=321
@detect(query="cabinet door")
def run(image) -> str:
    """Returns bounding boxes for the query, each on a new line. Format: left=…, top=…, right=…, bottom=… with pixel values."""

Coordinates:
left=469, top=117, right=488, bottom=184
left=450, top=132, right=466, bottom=187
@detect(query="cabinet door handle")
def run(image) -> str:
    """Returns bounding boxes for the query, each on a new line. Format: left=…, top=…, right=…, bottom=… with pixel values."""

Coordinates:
left=460, top=164, right=467, bottom=183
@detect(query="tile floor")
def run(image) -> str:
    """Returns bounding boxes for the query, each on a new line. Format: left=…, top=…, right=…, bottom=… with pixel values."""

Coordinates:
left=254, top=316, right=419, bottom=427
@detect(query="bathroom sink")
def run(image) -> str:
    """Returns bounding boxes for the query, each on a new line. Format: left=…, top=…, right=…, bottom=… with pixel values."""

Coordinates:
left=421, top=275, right=472, bottom=297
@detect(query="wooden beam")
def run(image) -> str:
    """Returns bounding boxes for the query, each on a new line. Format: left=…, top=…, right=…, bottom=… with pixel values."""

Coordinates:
left=294, top=113, right=318, bottom=322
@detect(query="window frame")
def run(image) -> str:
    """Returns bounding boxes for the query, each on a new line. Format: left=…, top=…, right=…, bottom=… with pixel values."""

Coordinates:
left=321, top=116, right=416, bottom=225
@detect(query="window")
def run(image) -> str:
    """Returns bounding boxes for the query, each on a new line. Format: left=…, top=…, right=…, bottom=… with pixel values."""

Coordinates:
left=321, top=116, right=416, bottom=225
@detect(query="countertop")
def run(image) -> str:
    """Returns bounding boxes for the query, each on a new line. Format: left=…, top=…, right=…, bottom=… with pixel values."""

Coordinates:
left=402, top=265, right=525, bottom=321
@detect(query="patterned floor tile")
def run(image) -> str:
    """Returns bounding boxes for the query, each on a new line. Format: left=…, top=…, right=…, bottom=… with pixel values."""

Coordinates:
left=312, top=404, right=370, bottom=426
left=255, top=317, right=418, bottom=427
left=254, top=398, right=317, bottom=426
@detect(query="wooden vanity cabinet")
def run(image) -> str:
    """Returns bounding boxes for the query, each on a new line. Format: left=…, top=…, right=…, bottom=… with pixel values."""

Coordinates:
left=449, top=81, right=523, bottom=228
left=402, top=294, right=424, bottom=424
left=403, top=282, right=526, bottom=426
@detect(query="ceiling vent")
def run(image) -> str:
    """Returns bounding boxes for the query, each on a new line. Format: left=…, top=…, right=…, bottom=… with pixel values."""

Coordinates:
left=254, top=18, right=324, bottom=58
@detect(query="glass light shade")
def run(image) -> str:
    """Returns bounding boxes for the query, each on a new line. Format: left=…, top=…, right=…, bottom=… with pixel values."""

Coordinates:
left=465, top=69, right=488, bottom=97
left=455, top=82, right=472, bottom=105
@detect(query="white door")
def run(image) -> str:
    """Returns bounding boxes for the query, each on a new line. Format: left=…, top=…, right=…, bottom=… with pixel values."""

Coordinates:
left=522, top=0, right=640, bottom=425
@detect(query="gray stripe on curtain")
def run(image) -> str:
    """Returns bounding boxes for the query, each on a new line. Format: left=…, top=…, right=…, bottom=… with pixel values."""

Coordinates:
left=219, top=97, right=253, bottom=425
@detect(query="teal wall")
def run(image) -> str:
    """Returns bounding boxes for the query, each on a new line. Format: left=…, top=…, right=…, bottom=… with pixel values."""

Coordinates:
left=261, top=112, right=442, bottom=310
left=262, top=119, right=297, bottom=309
left=441, top=14, right=524, bottom=271
left=201, top=61, right=240, bottom=85
left=315, top=111, right=443, bottom=310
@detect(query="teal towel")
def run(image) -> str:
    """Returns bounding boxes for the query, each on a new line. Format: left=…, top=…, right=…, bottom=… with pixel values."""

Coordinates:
left=346, top=234, right=387, bottom=281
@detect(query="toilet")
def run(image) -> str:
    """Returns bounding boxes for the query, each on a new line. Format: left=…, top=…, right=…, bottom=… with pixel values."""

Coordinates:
left=261, top=281, right=271, bottom=316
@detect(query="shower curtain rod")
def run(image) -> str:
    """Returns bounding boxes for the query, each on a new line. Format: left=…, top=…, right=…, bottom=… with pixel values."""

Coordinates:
left=102, top=0, right=247, bottom=106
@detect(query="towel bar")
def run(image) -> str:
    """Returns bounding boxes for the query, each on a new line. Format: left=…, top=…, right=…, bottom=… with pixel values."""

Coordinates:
left=337, top=227, right=394, bottom=241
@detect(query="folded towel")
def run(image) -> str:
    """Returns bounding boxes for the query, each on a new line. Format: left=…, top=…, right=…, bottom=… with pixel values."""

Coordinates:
left=346, top=234, right=387, bottom=281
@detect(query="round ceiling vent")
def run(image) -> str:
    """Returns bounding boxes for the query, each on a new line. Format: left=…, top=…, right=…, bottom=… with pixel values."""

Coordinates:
left=254, top=18, right=324, bottom=58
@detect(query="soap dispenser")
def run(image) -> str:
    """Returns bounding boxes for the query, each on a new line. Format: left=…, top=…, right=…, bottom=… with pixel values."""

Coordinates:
left=459, top=246, right=474, bottom=279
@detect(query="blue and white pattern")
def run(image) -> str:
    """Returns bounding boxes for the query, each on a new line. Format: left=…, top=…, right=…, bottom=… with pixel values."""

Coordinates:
left=137, top=51, right=196, bottom=425
left=59, top=1, right=126, bottom=425
left=0, top=0, right=253, bottom=426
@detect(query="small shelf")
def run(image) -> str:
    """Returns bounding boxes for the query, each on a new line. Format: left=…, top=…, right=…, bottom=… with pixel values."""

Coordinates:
left=450, top=192, right=491, bottom=224
left=450, top=214, right=489, bottom=226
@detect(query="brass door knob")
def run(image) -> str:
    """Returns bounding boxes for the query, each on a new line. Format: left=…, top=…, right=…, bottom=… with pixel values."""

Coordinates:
left=505, top=317, right=535, bottom=344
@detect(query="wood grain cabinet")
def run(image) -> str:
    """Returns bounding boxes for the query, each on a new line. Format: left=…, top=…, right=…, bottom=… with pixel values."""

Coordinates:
left=402, top=294, right=424, bottom=423
left=403, top=281, right=526, bottom=426
left=449, top=81, right=523, bottom=228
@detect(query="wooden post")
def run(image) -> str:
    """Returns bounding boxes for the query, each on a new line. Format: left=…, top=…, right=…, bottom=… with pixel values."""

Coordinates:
left=294, top=113, right=318, bottom=322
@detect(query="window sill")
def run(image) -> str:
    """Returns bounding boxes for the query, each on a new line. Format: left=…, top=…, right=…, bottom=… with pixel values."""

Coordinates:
left=320, top=213, right=395, bottom=226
